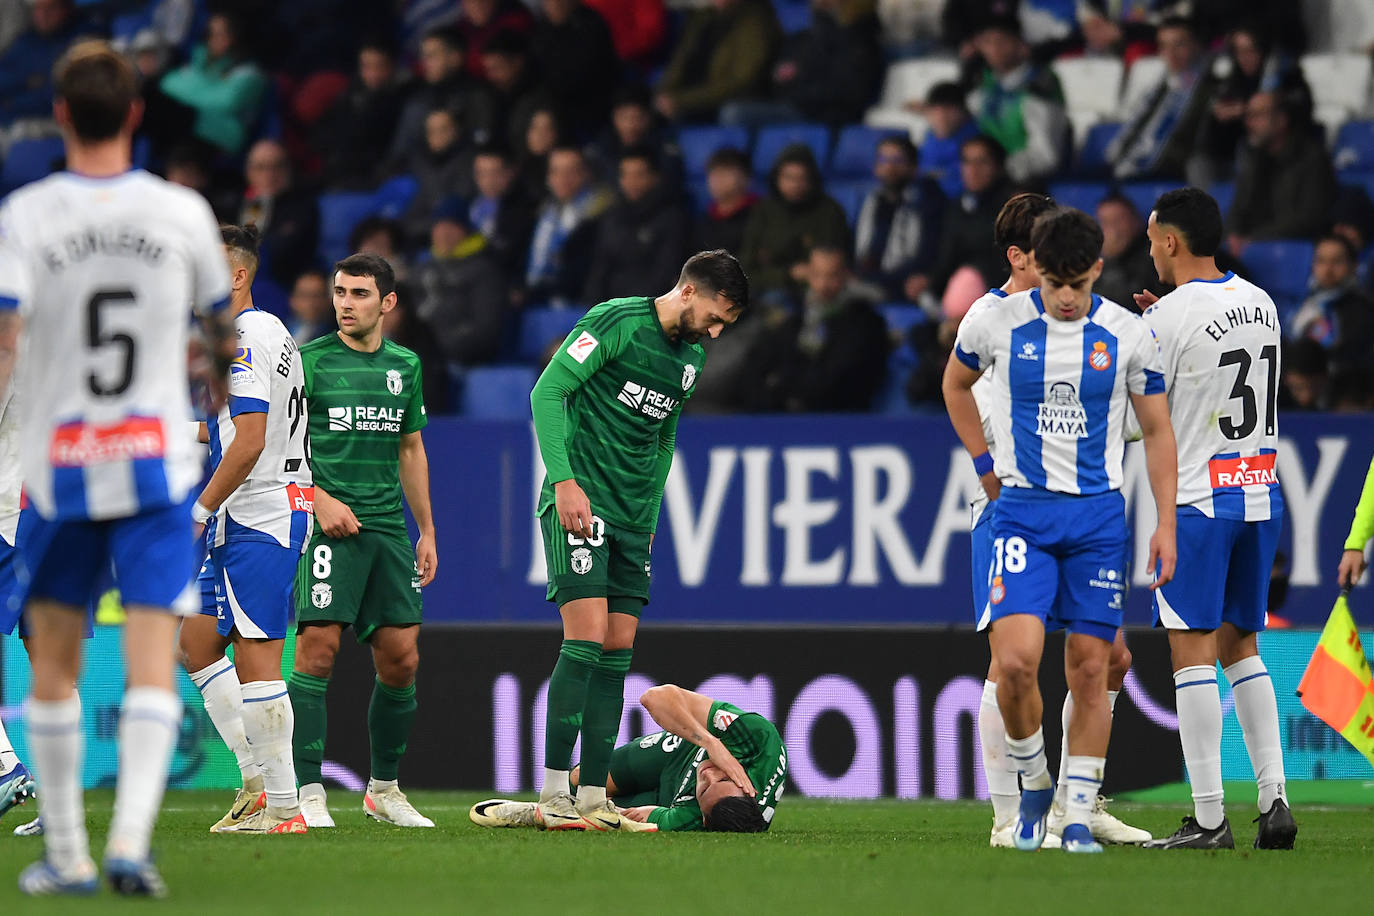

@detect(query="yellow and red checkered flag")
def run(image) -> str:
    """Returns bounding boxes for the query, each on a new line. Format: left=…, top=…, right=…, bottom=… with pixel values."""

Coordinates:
left=1297, top=592, right=1374, bottom=768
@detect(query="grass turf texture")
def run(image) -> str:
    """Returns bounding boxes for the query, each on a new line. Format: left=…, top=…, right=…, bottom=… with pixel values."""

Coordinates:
left=0, top=790, right=1370, bottom=913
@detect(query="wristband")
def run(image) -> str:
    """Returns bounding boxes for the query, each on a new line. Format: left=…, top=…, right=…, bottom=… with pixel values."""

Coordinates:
left=192, top=501, right=212, bottom=524
left=972, top=452, right=994, bottom=477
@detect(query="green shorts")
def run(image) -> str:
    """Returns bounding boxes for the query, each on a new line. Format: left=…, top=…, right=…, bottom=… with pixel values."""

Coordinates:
left=295, top=528, right=423, bottom=642
left=609, top=731, right=678, bottom=807
left=539, top=509, right=651, bottom=615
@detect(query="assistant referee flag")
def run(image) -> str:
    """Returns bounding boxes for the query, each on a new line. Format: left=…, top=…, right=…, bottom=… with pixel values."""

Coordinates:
left=1297, top=593, right=1374, bottom=768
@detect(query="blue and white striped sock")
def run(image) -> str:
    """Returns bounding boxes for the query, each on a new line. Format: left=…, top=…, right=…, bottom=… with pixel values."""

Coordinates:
left=1174, top=664, right=1224, bottom=829
left=1064, top=756, right=1105, bottom=828
left=1224, top=655, right=1286, bottom=813
left=1005, top=727, right=1053, bottom=791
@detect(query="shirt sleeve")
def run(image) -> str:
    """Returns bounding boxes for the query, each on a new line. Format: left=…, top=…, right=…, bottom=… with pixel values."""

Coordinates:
left=227, top=318, right=269, bottom=416
left=530, top=318, right=626, bottom=484
left=646, top=409, right=679, bottom=533
left=951, top=305, right=994, bottom=372
left=402, top=357, right=427, bottom=434
left=0, top=201, right=32, bottom=313
left=647, top=802, right=703, bottom=832
left=1344, top=455, right=1374, bottom=551
left=1140, top=303, right=1179, bottom=391
left=1125, top=320, right=1166, bottom=396
left=547, top=317, right=623, bottom=383
left=189, top=197, right=232, bottom=315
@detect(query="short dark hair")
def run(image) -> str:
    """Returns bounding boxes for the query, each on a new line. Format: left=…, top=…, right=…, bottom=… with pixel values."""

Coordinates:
left=925, top=81, right=966, bottom=109
left=473, top=142, right=512, bottom=163
left=679, top=250, right=749, bottom=313
left=54, top=40, right=138, bottom=142
left=1157, top=15, right=1198, bottom=40
left=220, top=223, right=261, bottom=275
left=994, top=192, right=1056, bottom=256
left=961, top=134, right=1007, bottom=169
left=1030, top=207, right=1104, bottom=279
left=349, top=216, right=404, bottom=254
left=422, top=24, right=463, bottom=52
left=1285, top=338, right=1328, bottom=376
left=703, top=796, right=768, bottom=833
left=809, top=243, right=850, bottom=267
left=1097, top=189, right=1139, bottom=217
left=1316, top=232, right=1358, bottom=264
left=359, top=37, right=397, bottom=60
left=705, top=147, right=749, bottom=173
left=333, top=253, right=396, bottom=301
left=619, top=145, right=659, bottom=172
left=611, top=83, right=653, bottom=111
left=1152, top=187, right=1223, bottom=257
left=877, top=135, right=919, bottom=165
left=483, top=28, right=528, bottom=58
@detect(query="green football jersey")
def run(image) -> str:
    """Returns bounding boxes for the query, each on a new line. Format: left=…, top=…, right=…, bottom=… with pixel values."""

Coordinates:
left=647, top=701, right=788, bottom=832
left=534, top=297, right=705, bottom=532
left=300, top=333, right=427, bottom=534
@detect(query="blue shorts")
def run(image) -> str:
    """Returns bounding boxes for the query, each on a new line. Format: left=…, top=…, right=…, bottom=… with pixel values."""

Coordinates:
left=16, top=499, right=198, bottom=615
left=985, top=488, right=1128, bottom=643
left=197, top=553, right=217, bottom=617
left=0, top=526, right=20, bottom=636
left=1152, top=507, right=1281, bottom=633
left=211, top=539, right=298, bottom=640
left=972, top=500, right=995, bottom=630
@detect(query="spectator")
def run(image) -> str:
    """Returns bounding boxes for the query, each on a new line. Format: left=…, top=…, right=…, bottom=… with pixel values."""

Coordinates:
left=1095, top=191, right=1164, bottom=310
left=940, top=0, right=1017, bottom=65
left=1073, top=0, right=1157, bottom=60
left=584, top=0, right=667, bottom=68
left=583, top=147, right=689, bottom=303
left=382, top=294, right=450, bottom=414
left=1190, top=23, right=1311, bottom=185
left=877, top=0, right=944, bottom=56
left=525, top=146, right=613, bottom=304
left=388, top=25, right=492, bottom=169
left=585, top=85, right=684, bottom=188
left=1279, top=338, right=1328, bottom=411
left=1227, top=90, right=1336, bottom=249
left=0, top=0, right=83, bottom=129
left=853, top=135, right=944, bottom=301
left=315, top=39, right=410, bottom=189
left=1107, top=17, right=1217, bottom=182
left=693, top=147, right=758, bottom=255
left=126, top=28, right=196, bottom=164
left=1289, top=235, right=1374, bottom=372
left=531, top=0, right=620, bottom=132
left=350, top=216, right=411, bottom=283
left=763, top=245, right=889, bottom=412
left=740, top=143, right=850, bottom=305
left=403, top=107, right=477, bottom=246
left=655, top=0, right=781, bottom=123
left=929, top=135, right=1015, bottom=300
left=415, top=198, right=509, bottom=367
left=481, top=29, right=553, bottom=164
left=469, top=145, right=538, bottom=282
left=288, top=269, right=334, bottom=344
left=160, top=10, right=267, bottom=155
left=222, top=139, right=320, bottom=289
left=719, top=0, right=882, bottom=128
left=917, top=82, right=979, bottom=199
left=518, top=105, right=564, bottom=201
left=456, top=0, right=534, bottom=79
left=162, top=143, right=213, bottom=197
left=1329, top=369, right=1374, bottom=413
left=966, top=17, right=1069, bottom=184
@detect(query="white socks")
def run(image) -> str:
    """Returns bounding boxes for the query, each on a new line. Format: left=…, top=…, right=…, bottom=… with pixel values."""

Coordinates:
left=978, top=680, right=1019, bottom=825
left=541, top=768, right=570, bottom=802
left=189, top=657, right=261, bottom=787
left=1005, top=727, right=1053, bottom=791
left=576, top=784, right=607, bottom=809
left=1055, top=689, right=1118, bottom=808
left=0, top=711, right=20, bottom=773
left=1174, top=665, right=1225, bottom=829
left=1064, top=756, right=1106, bottom=828
left=27, top=695, right=92, bottom=875
left=1224, top=655, right=1287, bottom=813
left=240, top=680, right=298, bottom=813
left=107, top=687, right=181, bottom=862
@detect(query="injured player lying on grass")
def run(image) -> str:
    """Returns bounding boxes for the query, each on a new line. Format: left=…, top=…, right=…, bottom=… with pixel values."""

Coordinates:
left=470, top=684, right=786, bottom=833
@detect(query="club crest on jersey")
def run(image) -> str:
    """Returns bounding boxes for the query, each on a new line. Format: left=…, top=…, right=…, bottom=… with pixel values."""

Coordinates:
left=571, top=547, right=593, bottom=575
left=989, top=576, right=1006, bottom=605
left=682, top=363, right=696, bottom=390
left=1037, top=382, right=1088, bottom=439
left=1088, top=341, right=1112, bottom=371
left=386, top=369, right=403, bottom=396
left=311, top=583, right=332, bottom=608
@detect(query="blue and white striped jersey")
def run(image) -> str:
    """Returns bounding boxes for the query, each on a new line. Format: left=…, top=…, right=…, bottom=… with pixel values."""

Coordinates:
left=954, top=289, right=1165, bottom=495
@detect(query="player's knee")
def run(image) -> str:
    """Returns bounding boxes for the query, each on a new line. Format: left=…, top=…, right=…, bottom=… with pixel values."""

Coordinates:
left=295, top=627, right=340, bottom=678
left=996, top=653, right=1038, bottom=692
left=1107, top=642, right=1132, bottom=680
left=377, top=645, right=419, bottom=686
left=1069, top=654, right=1108, bottom=691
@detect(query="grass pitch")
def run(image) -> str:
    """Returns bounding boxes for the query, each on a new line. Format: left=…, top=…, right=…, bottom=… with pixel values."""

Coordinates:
left=0, top=790, right=1370, bottom=914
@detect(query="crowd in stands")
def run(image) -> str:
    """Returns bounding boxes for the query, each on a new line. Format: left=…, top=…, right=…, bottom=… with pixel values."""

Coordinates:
left=2, top=0, right=1374, bottom=417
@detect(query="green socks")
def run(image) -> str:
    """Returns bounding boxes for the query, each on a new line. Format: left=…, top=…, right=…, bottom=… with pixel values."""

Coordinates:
left=368, top=679, right=417, bottom=782
left=577, top=649, right=633, bottom=790
left=287, top=671, right=329, bottom=786
left=544, top=639, right=601, bottom=771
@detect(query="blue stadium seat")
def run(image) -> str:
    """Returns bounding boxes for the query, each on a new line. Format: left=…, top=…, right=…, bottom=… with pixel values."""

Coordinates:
left=774, top=0, right=811, bottom=34
left=517, top=307, right=582, bottom=363
left=373, top=175, right=418, bottom=219
left=1333, top=120, right=1374, bottom=173
left=1120, top=180, right=1177, bottom=219
left=316, top=191, right=377, bottom=265
left=752, top=123, right=831, bottom=174
left=1209, top=180, right=1236, bottom=218
left=460, top=366, right=538, bottom=419
left=828, top=180, right=870, bottom=224
left=830, top=126, right=904, bottom=178
left=677, top=126, right=750, bottom=177
left=1242, top=240, right=1315, bottom=300
left=251, top=275, right=290, bottom=321
left=1076, top=122, right=1121, bottom=176
left=876, top=344, right=919, bottom=414
left=1, top=136, right=65, bottom=192
left=1048, top=180, right=1109, bottom=215
left=879, top=303, right=927, bottom=341
left=1339, top=171, right=1374, bottom=203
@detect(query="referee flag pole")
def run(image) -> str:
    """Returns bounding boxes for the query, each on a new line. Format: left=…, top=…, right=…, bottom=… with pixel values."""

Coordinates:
left=1297, top=589, right=1374, bottom=769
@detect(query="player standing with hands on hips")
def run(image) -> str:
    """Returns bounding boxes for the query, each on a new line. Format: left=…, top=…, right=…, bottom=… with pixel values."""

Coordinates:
left=530, top=250, right=749, bottom=832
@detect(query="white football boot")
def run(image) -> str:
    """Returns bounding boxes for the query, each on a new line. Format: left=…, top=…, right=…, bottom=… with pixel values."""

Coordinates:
left=298, top=784, right=336, bottom=828
left=1047, top=796, right=1150, bottom=845
left=364, top=781, right=434, bottom=827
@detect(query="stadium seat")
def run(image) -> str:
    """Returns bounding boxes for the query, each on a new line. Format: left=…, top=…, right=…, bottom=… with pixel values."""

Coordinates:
left=874, top=58, right=962, bottom=112
left=373, top=175, right=419, bottom=219
left=1242, top=240, right=1315, bottom=300
left=830, top=126, right=904, bottom=178
left=1076, top=122, right=1122, bottom=176
left=774, top=0, right=811, bottom=34
left=1048, top=180, right=1109, bottom=215
left=1299, top=53, right=1373, bottom=120
left=879, top=303, right=927, bottom=342
left=828, top=180, right=870, bottom=225
left=862, top=108, right=927, bottom=142
left=752, top=123, right=831, bottom=174
left=677, top=126, right=750, bottom=177
left=1052, top=57, right=1125, bottom=120
left=1209, top=180, right=1236, bottom=218
left=517, top=307, right=582, bottom=363
left=1339, top=170, right=1374, bottom=202
left=316, top=191, right=378, bottom=265
left=459, top=366, right=538, bottom=420
left=1120, top=56, right=1166, bottom=113
left=1, top=136, right=65, bottom=192
left=1333, top=120, right=1374, bottom=174
left=875, top=344, right=919, bottom=414
left=1119, top=181, right=1176, bottom=220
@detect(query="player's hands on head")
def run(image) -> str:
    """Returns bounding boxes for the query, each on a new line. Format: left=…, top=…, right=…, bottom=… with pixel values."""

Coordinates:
left=1147, top=525, right=1177, bottom=591
left=315, top=488, right=361, bottom=538
left=1132, top=289, right=1159, bottom=311
left=554, top=479, right=593, bottom=536
left=415, top=534, right=438, bottom=586
left=1337, top=548, right=1368, bottom=589
left=707, top=744, right=756, bottom=797
left=979, top=471, right=1001, bottom=502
